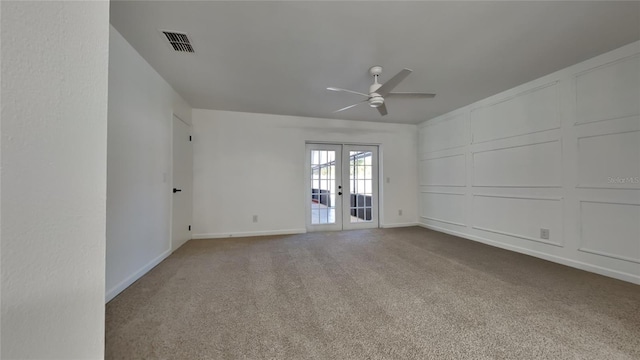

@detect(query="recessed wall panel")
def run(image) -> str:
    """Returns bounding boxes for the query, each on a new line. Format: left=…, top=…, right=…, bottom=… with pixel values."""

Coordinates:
left=577, top=131, right=640, bottom=189
left=576, top=55, right=640, bottom=125
left=580, top=201, right=640, bottom=263
left=471, top=83, right=560, bottom=143
left=420, top=154, right=465, bottom=187
left=472, top=195, right=562, bottom=246
left=420, top=114, right=466, bottom=154
left=420, top=192, right=465, bottom=226
left=473, top=141, right=562, bottom=187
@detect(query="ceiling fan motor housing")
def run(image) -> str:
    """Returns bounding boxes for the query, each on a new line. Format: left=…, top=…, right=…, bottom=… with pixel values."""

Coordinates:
left=368, top=94, right=384, bottom=108
left=369, top=81, right=384, bottom=107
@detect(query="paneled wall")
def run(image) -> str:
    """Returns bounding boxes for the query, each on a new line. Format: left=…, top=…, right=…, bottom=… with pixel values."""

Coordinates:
left=418, top=41, right=640, bottom=284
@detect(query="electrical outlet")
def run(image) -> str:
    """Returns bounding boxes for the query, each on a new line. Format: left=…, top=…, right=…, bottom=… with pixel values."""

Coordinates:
left=253, top=215, right=258, bottom=223
left=386, top=177, right=391, bottom=184
left=540, top=228, right=550, bottom=240
left=398, top=209, right=403, bottom=216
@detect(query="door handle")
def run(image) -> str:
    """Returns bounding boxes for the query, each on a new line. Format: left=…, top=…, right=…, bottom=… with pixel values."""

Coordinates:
left=173, top=188, right=182, bottom=193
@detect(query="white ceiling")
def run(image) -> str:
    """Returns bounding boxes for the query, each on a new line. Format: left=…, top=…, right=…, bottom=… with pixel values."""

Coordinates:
left=110, top=1, right=640, bottom=124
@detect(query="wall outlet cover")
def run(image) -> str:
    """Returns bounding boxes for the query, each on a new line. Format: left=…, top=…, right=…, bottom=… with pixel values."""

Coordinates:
left=540, top=228, right=550, bottom=240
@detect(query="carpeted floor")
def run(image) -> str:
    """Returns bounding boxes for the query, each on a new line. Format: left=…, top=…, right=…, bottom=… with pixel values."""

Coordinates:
left=106, top=227, right=640, bottom=359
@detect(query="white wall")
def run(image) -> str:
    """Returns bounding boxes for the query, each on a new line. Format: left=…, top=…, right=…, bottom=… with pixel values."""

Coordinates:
left=1, top=1, right=109, bottom=358
left=106, top=26, right=191, bottom=302
left=418, top=41, right=640, bottom=284
left=192, top=110, right=418, bottom=238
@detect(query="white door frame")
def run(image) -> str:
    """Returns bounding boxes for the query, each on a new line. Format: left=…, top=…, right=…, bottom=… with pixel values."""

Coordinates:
left=305, top=142, right=379, bottom=232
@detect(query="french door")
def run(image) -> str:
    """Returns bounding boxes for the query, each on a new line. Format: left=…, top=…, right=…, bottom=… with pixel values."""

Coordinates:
left=305, top=143, right=379, bottom=231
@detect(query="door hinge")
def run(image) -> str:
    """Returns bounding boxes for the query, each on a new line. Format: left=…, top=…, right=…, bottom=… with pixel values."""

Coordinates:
left=189, top=135, right=192, bottom=142
left=188, top=225, right=191, bottom=231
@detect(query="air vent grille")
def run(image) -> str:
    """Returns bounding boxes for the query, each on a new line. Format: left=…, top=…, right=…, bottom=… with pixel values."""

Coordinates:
left=161, top=31, right=194, bottom=53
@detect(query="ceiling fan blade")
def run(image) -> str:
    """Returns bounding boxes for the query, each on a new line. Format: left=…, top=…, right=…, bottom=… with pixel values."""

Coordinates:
left=387, top=92, right=436, bottom=98
left=377, top=103, right=388, bottom=116
left=326, top=87, right=369, bottom=98
left=376, top=68, right=412, bottom=97
left=333, top=101, right=366, bottom=113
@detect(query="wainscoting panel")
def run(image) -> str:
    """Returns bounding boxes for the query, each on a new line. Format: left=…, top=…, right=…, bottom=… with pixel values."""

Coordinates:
left=470, top=82, right=560, bottom=143
left=579, top=201, right=640, bottom=263
left=575, top=55, right=640, bottom=125
left=472, top=194, right=563, bottom=246
left=420, top=154, right=465, bottom=187
left=577, top=130, right=640, bottom=189
left=420, top=191, right=465, bottom=226
left=419, top=113, right=466, bottom=154
left=473, top=140, right=562, bottom=187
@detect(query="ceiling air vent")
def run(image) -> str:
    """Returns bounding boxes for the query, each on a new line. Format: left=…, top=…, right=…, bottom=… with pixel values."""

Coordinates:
left=161, top=31, right=194, bottom=53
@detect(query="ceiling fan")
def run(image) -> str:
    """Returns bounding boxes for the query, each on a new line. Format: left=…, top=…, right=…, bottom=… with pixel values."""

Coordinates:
left=327, top=66, right=436, bottom=116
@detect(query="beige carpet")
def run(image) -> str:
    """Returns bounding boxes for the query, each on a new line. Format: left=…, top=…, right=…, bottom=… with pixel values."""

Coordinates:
left=106, top=227, right=640, bottom=359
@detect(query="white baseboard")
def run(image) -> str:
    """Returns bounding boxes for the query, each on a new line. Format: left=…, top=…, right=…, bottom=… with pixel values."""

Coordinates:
left=418, top=222, right=640, bottom=285
left=192, top=228, right=307, bottom=240
left=105, top=249, right=171, bottom=303
left=381, top=222, right=419, bottom=228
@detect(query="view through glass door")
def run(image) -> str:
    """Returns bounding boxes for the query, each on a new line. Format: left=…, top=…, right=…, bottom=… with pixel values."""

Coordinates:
left=306, top=143, right=378, bottom=231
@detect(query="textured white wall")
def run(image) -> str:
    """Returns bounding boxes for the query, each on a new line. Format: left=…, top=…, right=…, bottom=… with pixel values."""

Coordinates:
left=418, top=41, right=640, bottom=284
left=192, top=110, right=419, bottom=238
left=106, top=26, right=191, bottom=302
left=1, top=1, right=109, bottom=358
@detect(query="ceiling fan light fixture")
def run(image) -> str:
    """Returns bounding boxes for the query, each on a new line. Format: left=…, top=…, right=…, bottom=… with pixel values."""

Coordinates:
left=368, top=95, right=384, bottom=108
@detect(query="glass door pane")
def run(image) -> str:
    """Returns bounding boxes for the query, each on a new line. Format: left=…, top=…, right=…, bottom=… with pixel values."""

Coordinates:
left=310, top=149, right=336, bottom=224
left=342, top=145, right=378, bottom=230
left=306, top=144, right=342, bottom=231
left=348, top=151, right=373, bottom=223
